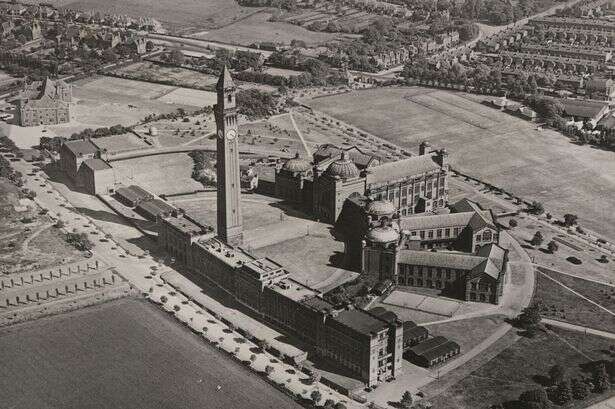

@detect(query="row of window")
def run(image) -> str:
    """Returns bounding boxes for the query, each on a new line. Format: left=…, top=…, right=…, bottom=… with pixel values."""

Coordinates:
left=399, top=266, right=461, bottom=280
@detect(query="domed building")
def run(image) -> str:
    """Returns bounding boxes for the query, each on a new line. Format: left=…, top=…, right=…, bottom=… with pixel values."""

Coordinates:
left=274, top=143, right=450, bottom=224
left=365, top=225, right=399, bottom=246
left=275, top=153, right=313, bottom=203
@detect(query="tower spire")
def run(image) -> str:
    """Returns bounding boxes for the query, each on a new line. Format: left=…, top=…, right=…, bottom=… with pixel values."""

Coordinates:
left=217, top=65, right=235, bottom=91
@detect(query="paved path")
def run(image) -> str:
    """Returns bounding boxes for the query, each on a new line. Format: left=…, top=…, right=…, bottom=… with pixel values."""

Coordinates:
left=543, top=319, right=615, bottom=341
left=288, top=111, right=312, bottom=157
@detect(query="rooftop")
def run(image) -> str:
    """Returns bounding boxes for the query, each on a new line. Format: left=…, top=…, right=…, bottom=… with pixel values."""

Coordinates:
left=81, top=158, right=110, bottom=171
left=62, top=139, right=98, bottom=157
left=397, top=250, right=487, bottom=271
left=366, top=154, right=442, bottom=186
left=333, top=309, right=390, bottom=336
left=164, top=214, right=211, bottom=237
left=399, top=210, right=495, bottom=231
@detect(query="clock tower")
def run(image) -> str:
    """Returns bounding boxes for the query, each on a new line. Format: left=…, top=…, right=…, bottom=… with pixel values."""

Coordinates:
left=214, top=66, right=243, bottom=246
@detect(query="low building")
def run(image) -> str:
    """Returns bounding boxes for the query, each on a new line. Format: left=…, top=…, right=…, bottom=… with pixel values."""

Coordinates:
left=584, top=77, right=615, bottom=101
left=115, top=185, right=154, bottom=207
left=136, top=198, right=176, bottom=221
left=407, top=336, right=460, bottom=367
left=560, top=98, right=610, bottom=128
left=77, top=158, right=114, bottom=195
left=59, top=139, right=99, bottom=182
left=402, top=320, right=429, bottom=348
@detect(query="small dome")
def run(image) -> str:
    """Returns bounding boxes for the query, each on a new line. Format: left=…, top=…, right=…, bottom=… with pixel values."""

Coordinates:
left=365, top=226, right=399, bottom=243
left=282, top=153, right=311, bottom=173
left=324, top=152, right=360, bottom=180
left=365, top=200, right=396, bottom=216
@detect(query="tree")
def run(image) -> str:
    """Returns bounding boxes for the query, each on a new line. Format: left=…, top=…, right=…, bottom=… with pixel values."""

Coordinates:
left=563, top=214, right=578, bottom=227
left=323, top=399, right=335, bottom=409
left=334, top=403, right=347, bottom=409
left=401, top=391, right=413, bottom=409
left=102, top=49, right=118, bottom=63
left=531, top=231, right=544, bottom=246
left=516, top=304, right=541, bottom=330
left=265, top=365, right=275, bottom=375
left=309, top=370, right=321, bottom=384
left=170, top=49, right=185, bottom=65
left=549, top=365, right=566, bottom=385
left=554, top=380, right=573, bottom=404
left=311, top=390, right=322, bottom=404
left=519, top=388, right=550, bottom=409
left=528, top=201, right=544, bottom=215
left=547, top=240, right=559, bottom=253
left=571, top=378, right=590, bottom=400
left=509, top=219, right=518, bottom=228
left=593, top=363, right=610, bottom=393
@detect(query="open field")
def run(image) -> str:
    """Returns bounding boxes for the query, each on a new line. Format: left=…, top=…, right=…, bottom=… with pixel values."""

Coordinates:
left=110, top=62, right=219, bottom=90
left=92, top=133, right=149, bottom=154
left=134, top=113, right=216, bottom=148
left=534, top=271, right=615, bottom=333
left=0, top=298, right=300, bottom=409
left=307, top=87, right=615, bottom=240
left=500, top=213, right=615, bottom=284
left=539, top=268, right=615, bottom=313
left=194, top=12, right=342, bottom=46
left=25, top=0, right=259, bottom=34
left=0, top=176, right=82, bottom=274
left=426, top=315, right=507, bottom=354
left=429, top=326, right=615, bottom=409
left=111, top=153, right=203, bottom=196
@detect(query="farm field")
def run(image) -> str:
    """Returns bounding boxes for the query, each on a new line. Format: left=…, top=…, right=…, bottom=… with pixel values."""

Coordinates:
left=194, top=12, right=342, bottom=46
left=307, top=87, right=615, bottom=240
left=111, top=153, right=203, bottom=196
left=429, top=326, right=615, bottom=409
left=0, top=298, right=301, bottom=409
left=110, top=62, right=219, bottom=90
left=25, top=0, right=258, bottom=34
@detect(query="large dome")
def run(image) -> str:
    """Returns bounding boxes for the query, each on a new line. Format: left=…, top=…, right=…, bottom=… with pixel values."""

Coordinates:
left=324, top=152, right=360, bottom=180
left=282, top=153, right=311, bottom=173
left=365, top=226, right=399, bottom=243
left=365, top=200, right=396, bottom=216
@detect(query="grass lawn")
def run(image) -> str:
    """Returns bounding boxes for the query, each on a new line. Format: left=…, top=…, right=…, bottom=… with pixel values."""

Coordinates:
left=429, top=326, right=615, bottom=409
left=426, top=315, right=507, bottom=354
left=539, top=268, right=615, bottom=317
left=0, top=298, right=301, bottom=409
left=534, top=272, right=615, bottom=334
left=194, top=12, right=342, bottom=46
left=29, top=0, right=257, bottom=34
left=307, top=87, right=615, bottom=241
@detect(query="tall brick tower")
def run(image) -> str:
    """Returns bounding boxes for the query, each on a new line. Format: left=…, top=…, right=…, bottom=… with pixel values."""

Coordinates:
left=214, top=66, right=243, bottom=246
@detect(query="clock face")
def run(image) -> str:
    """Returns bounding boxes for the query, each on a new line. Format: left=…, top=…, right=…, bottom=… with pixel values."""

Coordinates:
left=226, top=129, right=237, bottom=140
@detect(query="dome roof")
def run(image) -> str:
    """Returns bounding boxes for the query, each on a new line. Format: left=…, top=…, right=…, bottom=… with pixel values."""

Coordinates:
left=324, top=152, right=360, bottom=180
left=365, top=226, right=399, bottom=243
left=365, top=200, right=396, bottom=216
left=282, top=153, right=311, bottom=173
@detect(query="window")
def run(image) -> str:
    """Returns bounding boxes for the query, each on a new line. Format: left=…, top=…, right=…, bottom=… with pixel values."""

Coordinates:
left=453, top=227, right=459, bottom=236
left=428, top=230, right=434, bottom=239
left=436, top=229, right=442, bottom=238
left=401, top=187, right=407, bottom=196
left=446, top=271, right=451, bottom=279
left=411, top=231, right=417, bottom=236
left=419, top=231, right=425, bottom=239
left=475, top=234, right=481, bottom=241
left=388, top=192, right=394, bottom=201
left=401, top=198, right=407, bottom=206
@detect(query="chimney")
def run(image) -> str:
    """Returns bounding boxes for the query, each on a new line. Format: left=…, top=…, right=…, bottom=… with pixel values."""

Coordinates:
left=436, top=148, right=449, bottom=168
left=419, top=141, right=431, bottom=155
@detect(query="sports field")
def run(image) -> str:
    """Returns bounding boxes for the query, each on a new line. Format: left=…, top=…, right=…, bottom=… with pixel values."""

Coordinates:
left=0, top=298, right=300, bottom=409
left=307, top=87, right=615, bottom=239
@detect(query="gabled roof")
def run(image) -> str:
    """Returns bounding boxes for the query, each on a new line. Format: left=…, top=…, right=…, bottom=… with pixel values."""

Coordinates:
left=81, top=158, right=110, bottom=171
left=450, top=198, right=483, bottom=213
left=62, top=139, right=99, bottom=156
left=560, top=98, right=609, bottom=119
left=397, top=250, right=486, bottom=271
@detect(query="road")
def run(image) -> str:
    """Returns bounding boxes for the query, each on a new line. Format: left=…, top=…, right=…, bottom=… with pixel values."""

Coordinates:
left=543, top=319, right=615, bottom=341
left=145, top=33, right=273, bottom=57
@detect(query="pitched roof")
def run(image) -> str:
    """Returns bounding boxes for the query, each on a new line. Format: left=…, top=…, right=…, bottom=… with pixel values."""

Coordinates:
left=81, top=158, right=110, bottom=171
left=366, top=154, right=442, bottom=185
left=409, top=336, right=449, bottom=355
left=397, top=250, right=487, bottom=271
left=450, top=198, right=483, bottom=213
left=399, top=209, right=495, bottom=232
left=63, top=139, right=98, bottom=156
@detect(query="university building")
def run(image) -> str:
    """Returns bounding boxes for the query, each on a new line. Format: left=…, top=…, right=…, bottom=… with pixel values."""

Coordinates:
left=17, top=78, right=72, bottom=127
left=275, top=141, right=449, bottom=223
